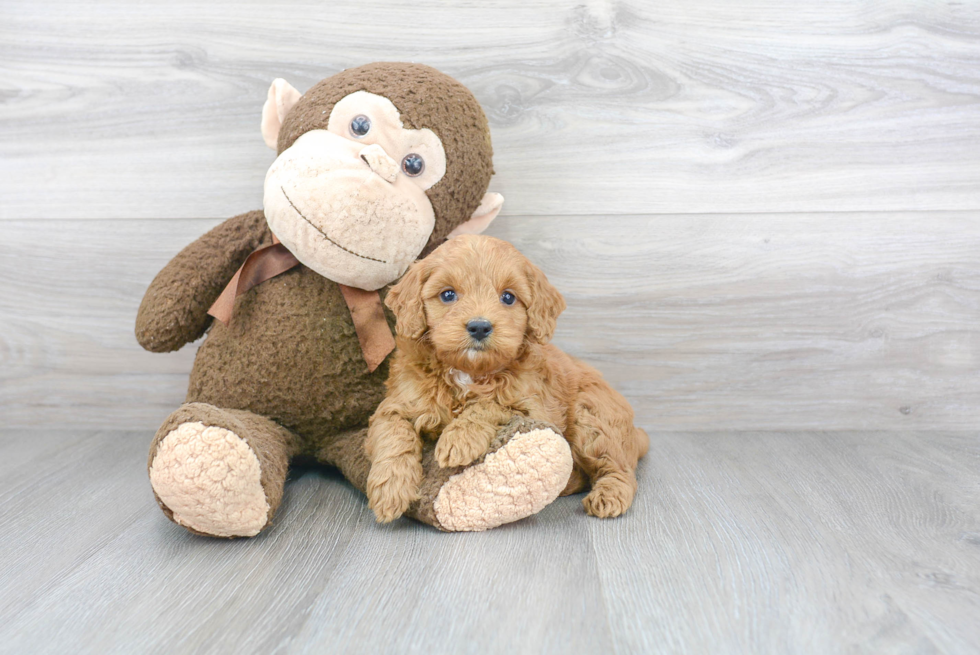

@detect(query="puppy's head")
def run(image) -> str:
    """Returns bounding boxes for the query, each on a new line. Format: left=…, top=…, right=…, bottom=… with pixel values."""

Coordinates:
left=385, top=234, right=566, bottom=375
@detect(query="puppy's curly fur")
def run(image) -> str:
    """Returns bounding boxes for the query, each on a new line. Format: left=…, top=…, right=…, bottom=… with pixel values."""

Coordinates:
left=366, top=235, right=649, bottom=523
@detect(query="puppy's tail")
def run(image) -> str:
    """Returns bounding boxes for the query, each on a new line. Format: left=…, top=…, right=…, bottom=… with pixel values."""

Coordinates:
left=635, top=427, right=650, bottom=458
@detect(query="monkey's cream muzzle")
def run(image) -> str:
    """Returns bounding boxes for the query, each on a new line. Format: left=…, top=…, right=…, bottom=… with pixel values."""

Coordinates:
left=263, top=129, right=435, bottom=291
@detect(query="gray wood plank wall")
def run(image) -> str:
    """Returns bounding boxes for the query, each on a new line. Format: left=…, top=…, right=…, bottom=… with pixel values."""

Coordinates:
left=2, top=0, right=979, bottom=432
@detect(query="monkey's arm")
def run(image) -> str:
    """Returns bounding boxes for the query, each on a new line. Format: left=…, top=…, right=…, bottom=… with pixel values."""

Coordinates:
left=135, top=210, right=272, bottom=353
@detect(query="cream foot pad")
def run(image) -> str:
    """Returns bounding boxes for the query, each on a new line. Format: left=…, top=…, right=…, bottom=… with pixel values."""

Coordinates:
left=149, top=422, right=270, bottom=538
left=433, top=428, right=573, bottom=532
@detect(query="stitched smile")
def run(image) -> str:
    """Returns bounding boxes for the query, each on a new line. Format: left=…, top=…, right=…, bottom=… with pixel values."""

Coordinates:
left=280, top=186, right=388, bottom=264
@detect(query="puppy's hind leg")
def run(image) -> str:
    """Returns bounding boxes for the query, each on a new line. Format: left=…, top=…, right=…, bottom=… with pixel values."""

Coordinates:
left=568, top=382, right=645, bottom=519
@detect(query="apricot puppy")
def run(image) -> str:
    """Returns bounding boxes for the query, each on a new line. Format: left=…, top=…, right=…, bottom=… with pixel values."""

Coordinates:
left=366, top=235, right=649, bottom=523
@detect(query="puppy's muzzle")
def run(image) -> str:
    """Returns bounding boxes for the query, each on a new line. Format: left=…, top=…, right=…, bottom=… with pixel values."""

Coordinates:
left=466, top=318, right=493, bottom=342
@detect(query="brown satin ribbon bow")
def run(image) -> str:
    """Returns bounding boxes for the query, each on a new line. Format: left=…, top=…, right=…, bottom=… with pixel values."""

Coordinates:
left=207, top=236, right=395, bottom=372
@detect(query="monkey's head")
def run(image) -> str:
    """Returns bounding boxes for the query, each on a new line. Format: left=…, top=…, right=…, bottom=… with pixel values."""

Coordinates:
left=259, top=63, right=503, bottom=291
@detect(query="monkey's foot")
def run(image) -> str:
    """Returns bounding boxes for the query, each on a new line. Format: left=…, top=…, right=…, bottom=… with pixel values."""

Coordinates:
left=149, top=420, right=271, bottom=538
left=427, top=419, right=573, bottom=532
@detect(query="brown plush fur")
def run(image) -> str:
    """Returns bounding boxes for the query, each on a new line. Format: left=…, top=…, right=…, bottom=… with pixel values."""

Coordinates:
left=279, top=62, right=494, bottom=257
left=148, top=402, right=299, bottom=536
left=136, top=64, right=510, bottom=536
left=366, top=235, right=649, bottom=522
left=138, top=210, right=395, bottom=442
left=136, top=210, right=271, bottom=354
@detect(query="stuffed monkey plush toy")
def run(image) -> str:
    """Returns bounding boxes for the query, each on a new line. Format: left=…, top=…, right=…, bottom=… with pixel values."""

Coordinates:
left=136, top=63, right=574, bottom=537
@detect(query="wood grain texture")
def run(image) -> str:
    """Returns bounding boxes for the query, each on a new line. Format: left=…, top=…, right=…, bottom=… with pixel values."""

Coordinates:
left=494, top=212, right=980, bottom=431
left=589, top=430, right=980, bottom=654
left=2, top=0, right=980, bottom=219
left=1, top=429, right=977, bottom=654
left=2, top=213, right=978, bottom=431
left=3, top=3, right=979, bottom=653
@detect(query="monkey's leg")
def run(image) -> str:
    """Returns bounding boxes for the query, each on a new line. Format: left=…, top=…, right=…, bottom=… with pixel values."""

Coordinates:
left=148, top=403, right=299, bottom=538
left=319, top=416, right=573, bottom=532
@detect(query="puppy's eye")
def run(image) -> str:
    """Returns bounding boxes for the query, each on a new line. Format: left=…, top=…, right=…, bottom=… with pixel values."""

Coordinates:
left=350, top=115, right=371, bottom=137
left=439, top=289, right=457, bottom=303
left=500, top=291, right=517, bottom=306
left=402, top=153, right=425, bottom=177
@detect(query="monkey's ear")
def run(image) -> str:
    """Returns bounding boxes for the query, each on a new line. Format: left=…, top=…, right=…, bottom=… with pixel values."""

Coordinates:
left=261, top=79, right=303, bottom=149
left=525, top=262, right=566, bottom=344
left=385, top=260, right=430, bottom=339
left=447, top=193, right=504, bottom=238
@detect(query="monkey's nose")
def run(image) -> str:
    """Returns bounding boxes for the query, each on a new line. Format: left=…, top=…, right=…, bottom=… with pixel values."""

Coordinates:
left=466, top=318, right=493, bottom=342
left=359, top=144, right=398, bottom=183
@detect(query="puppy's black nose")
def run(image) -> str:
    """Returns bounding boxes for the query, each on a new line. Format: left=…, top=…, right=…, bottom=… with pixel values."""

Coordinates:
left=466, top=318, right=493, bottom=341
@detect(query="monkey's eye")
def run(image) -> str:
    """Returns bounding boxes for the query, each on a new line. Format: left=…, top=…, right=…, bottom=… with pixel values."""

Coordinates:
left=349, top=115, right=371, bottom=137
left=500, top=291, right=517, bottom=306
left=439, top=289, right=457, bottom=304
left=402, top=153, right=425, bottom=177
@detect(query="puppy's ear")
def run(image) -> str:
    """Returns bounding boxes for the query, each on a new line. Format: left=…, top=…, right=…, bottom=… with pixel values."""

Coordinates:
left=525, top=262, right=566, bottom=344
left=385, top=260, right=430, bottom=339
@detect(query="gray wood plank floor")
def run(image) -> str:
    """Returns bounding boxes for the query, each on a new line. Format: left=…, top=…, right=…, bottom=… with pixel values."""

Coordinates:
left=2, top=429, right=978, bottom=654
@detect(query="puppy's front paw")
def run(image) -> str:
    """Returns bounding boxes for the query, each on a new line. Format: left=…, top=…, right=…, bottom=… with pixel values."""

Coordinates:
left=436, top=421, right=494, bottom=468
left=366, top=456, right=422, bottom=523
left=583, top=478, right=635, bottom=519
